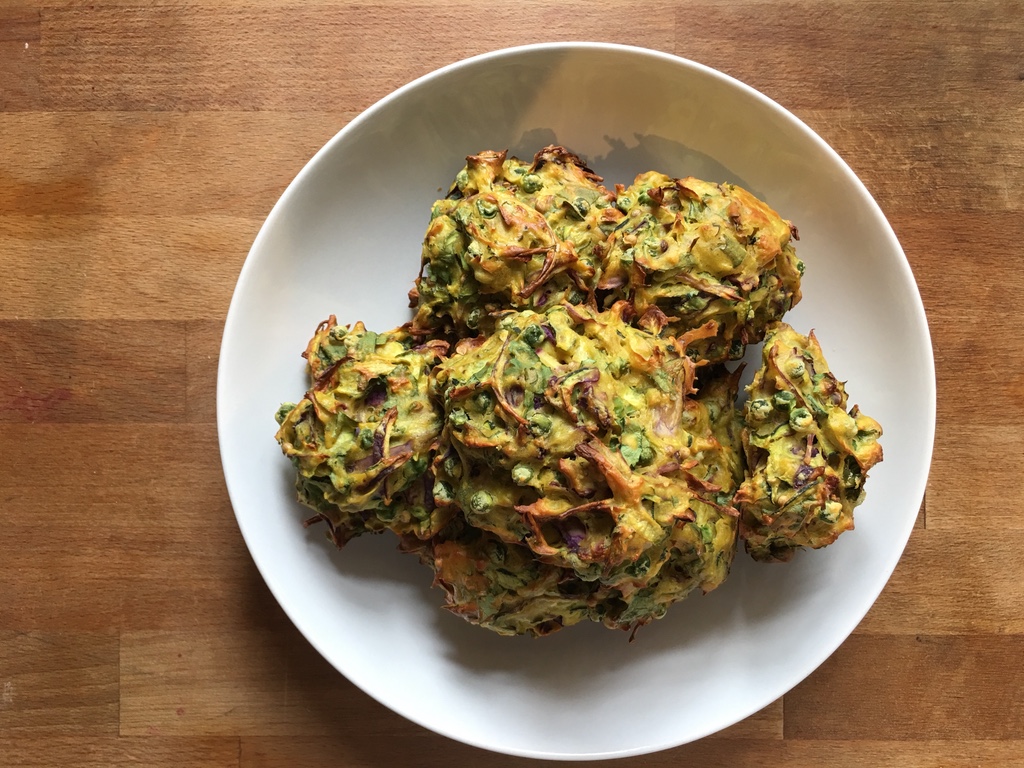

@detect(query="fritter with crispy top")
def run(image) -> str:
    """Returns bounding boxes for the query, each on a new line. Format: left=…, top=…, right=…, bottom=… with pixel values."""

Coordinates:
left=275, top=317, right=450, bottom=546
left=410, top=147, right=621, bottom=338
left=601, top=173, right=803, bottom=362
left=734, top=322, right=883, bottom=562
left=429, top=303, right=740, bottom=628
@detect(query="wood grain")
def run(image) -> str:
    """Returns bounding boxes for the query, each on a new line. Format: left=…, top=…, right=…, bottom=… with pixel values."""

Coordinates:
left=784, top=635, right=1024, bottom=740
left=0, top=737, right=241, bottom=767
left=0, top=320, right=224, bottom=421
left=802, top=109, right=1024, bottom=216
left=25, top=3, right=676, bottom=113
left=0, top=632, right=119, bottom=736
left=856, top=528, right=1024, bottom=636
left=0, top=321, right=188, bottom=422
left=0, top=9, right=39, bottom=112
left=1, top=217, right=257, bottom=320
left=0, top=112, right=335, bottom=218
left=1, top=0, right=1021, bottom=765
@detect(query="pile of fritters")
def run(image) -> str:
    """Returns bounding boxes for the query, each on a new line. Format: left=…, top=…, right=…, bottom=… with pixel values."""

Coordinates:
left=275, top=146, right=882, bottom=637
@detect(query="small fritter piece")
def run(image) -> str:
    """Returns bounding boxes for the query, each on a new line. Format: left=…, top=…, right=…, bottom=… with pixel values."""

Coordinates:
left=430, top=303, right=739, bottom=600
left=275, top=317, right=450, bottom=546
left=601, top=173, right=804, bottom=362
left=734, top=323, right=883, bottom=562
left=410, top=147, right=621, bottom=339
left=598, top=500, right=738, bottom=631
left=401, top=516, right=614, bottom=637
left=405, top=504, right=736, bottom=637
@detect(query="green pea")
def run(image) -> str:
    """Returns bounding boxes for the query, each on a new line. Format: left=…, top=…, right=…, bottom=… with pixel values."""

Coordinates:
left=511, top=464, right=533, bottom=486
left=747, top=398, right=772, bottom=422
left=442, top=454, right=462, bottom=479
left=433, top=480, right=455, bottom=503
left=476, top=198, right=498, bottom=218
left=449, top=408, right=468, bottom=428
left=469, top=490, right=493, bottom=513
left=773, top=390, right=796, bottom=409
left=528, top=412, right=552, bottom=435
left=520, top=324, right=545, bottom=348
left=521, top=174, right=542, bottom=193
left=789, top=407, right=813, bottom=432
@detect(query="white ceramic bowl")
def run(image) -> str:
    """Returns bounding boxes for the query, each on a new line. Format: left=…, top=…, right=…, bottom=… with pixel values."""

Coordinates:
left=218, top=43, right=935, bottom=760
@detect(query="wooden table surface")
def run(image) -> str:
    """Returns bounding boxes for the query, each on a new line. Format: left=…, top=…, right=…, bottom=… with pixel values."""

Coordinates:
left=2, top=2, right=1022, bottom=766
